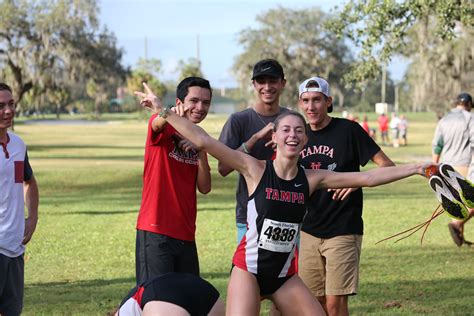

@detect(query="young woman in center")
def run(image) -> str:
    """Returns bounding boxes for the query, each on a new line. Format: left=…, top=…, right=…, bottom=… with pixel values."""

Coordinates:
left=136, top=84, right=433, bottom=316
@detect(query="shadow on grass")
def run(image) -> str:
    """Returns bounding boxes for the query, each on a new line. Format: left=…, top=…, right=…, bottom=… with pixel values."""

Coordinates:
left=29, top=144, right=144, bottom=151
left=63, top=209, right=138, bottom=215
left=198, top=206, right=234, bottom=212
left=34, top=155, right=144, bottom=160
left=26, top=276, right=134, bottom=288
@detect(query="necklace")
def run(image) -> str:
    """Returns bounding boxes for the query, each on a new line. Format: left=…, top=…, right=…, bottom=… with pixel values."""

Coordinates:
left=253, top=108, right=280, bottom=127
left=253, top=109, right=267, bottom=127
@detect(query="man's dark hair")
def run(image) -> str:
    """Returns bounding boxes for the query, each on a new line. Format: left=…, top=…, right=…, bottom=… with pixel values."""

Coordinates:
left=176, top=77, right=212, bottom=102
left=0, top=83, right=12, bottom=93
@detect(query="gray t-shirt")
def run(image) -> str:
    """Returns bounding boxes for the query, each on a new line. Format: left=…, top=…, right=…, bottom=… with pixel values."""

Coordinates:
left=218, top=107, right=288, bottom=224
left=432, top=108, right=473, bottom=166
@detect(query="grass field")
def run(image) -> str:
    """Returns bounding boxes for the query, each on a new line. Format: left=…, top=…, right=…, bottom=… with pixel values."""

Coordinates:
left=13, top=112, right=474, bottom=315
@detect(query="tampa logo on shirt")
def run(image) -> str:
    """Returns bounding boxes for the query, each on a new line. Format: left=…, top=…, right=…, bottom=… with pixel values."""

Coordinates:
left=265, top=188, right=304, bottom=204
left=300, top=145, right=334, bottom=159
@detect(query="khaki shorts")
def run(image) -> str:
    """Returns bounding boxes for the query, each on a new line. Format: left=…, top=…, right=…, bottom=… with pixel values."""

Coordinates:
left=298, top=231, right=362, bottom=297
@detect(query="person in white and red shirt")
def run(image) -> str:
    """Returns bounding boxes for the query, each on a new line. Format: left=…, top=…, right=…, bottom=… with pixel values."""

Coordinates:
left=0, top=82, right=39, bottom=316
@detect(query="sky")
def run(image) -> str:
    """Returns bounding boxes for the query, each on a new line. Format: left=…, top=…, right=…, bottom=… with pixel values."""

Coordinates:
left=99, top=0, right=407, bottom=88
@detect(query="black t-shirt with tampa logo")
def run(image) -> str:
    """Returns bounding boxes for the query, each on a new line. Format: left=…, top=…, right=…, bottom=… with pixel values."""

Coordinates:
left=299, top=118, right=380, bottom=238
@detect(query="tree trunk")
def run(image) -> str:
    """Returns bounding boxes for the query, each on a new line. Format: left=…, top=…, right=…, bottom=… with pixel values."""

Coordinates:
left=56, top=103, right=61, bottom=119
left=95, top=97, right=101, bottom=119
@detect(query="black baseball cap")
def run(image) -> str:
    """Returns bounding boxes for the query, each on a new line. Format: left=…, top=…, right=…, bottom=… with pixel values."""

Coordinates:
left=251, top=59, right=284, bottom=80
left=457, top=92, right=472, bottom=104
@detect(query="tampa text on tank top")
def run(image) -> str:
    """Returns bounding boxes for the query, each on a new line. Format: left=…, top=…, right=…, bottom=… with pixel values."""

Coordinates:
left=233, top=160, right=309, bottom=278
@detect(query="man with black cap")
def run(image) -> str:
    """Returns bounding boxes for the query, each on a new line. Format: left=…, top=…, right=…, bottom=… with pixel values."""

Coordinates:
left=432, top=92, right=474, bottom=247
left=297, top=77, right=394, bottom=316
left=218, top=58, right=289, bottom=244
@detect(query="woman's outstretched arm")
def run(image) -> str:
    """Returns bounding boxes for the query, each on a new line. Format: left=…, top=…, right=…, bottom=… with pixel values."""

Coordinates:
left=306, top=163, right=434, bottom=194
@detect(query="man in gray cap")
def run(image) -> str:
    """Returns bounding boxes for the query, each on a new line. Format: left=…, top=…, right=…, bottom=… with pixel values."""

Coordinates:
left=432, top=92, right=474, bottom=247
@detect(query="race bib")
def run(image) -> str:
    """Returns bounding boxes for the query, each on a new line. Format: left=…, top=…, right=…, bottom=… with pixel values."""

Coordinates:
left=258, top=219, right=298, bottom=253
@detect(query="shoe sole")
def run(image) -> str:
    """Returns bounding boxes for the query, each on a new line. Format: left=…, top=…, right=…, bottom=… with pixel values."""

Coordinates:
left=439, top=163, right=474, bottom=209
left=429, top=176, right=469, bottom=220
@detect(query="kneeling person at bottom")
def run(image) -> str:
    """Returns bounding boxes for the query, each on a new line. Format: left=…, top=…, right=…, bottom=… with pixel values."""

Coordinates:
left=115, top=273, right=224, bottom=316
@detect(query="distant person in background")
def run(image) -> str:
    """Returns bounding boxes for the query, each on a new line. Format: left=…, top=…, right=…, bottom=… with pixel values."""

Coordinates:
left=377, top=113, right=389, bottom=145
left=432, top=92, right=474, bottom=247
left=0, top=82, right=40, bottom=316
left=389, top=112, right=401, bottom=148
left=361, top=115, right=376, bottom=140
left=361, top=115, right=370, bottom=134
left=398, top=115, right=409, bottom=146
left=218, top=58, right=288, bottom=244
left=134, top=78, right=212, bottom=284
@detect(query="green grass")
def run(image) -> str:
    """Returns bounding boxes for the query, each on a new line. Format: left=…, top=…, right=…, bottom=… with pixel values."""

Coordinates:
left=15, top=112, right=473, bottom=315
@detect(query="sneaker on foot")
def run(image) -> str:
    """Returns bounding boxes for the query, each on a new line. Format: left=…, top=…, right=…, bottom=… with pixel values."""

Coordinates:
left=429, top=175, right=469, bottom=220
left=439, top=163, right=474, bottom=209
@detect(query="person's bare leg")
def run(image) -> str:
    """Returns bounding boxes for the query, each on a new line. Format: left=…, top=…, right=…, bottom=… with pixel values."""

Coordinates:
left=452, top=209, right=474, bottom=239
left=317, top=296, right=328, bottom=315
left=269, top=303, right=281, bottom=316
left=226, top=267, right=261, bottom=316
left=326, top=295, right=349, bottom=316
left=449, top=166, right=471, bottom=245
left=272, top=275, right=325, bottom=316
left=208, top=298, right=225, bottom=316
left=143, top=301, right=190, bottom=316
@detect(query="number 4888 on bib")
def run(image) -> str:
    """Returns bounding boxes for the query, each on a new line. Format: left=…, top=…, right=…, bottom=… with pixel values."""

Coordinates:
left=258, top=219, right=299, bottom=253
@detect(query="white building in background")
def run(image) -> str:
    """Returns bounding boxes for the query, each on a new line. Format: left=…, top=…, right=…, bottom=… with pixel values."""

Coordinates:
left=375, top=102, right=394, bottom=114
left=209, top=102, right=239, bottom=115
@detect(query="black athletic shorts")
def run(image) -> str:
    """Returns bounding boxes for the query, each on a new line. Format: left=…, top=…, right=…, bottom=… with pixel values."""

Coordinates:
left=121, top=273, right=219, bottom=315
left=256, top=273, right=293, bottom=297
left=135, top=230, right=199, bottom=284
left=231, top=265, right=293, bottom=297
left=0, top=254, right=24, bottom=316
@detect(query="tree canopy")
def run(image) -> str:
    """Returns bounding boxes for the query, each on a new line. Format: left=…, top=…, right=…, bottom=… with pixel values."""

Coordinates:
left=328, top=0, right=474, bottom=87
left=176, top=58, right=204, bottom=82
left=0, top=0, right=127, bottom=115
left=126, top=58, right=167, bottom=103
left=233, top=7, right=353, bottom=108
